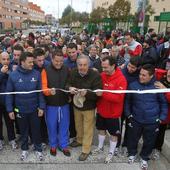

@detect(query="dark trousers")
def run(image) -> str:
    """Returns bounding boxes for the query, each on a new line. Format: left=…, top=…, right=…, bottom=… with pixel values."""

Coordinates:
left=127, top=119, right=159, bottom=161
left=14, top=112, right=20, bottom=135
left=69, top=104, right=76, bottom=138
left=40, top=115, right=48, bottom=144
left=16, top=112, right=42, bottom=152
left=0, top=105, right=15, bottom=141
left=154, top=124, right=167, bottom=151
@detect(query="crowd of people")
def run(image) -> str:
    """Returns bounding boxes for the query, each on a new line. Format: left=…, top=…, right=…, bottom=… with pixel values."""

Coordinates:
left=0, top=28, right=170, bottom=170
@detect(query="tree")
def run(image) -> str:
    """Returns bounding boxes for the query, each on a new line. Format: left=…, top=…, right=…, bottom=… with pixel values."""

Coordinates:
left=60, top=5, right=89, bottom=26
left=79, top=12, right=89, bottom=24
left=60, top=5, right=75, bottom=26
left=60, top=14, right=72, bottom=26
left=62, top=5, right=74, bottom=18
left=89, top=7, right=107, bottom=24
left=108, top=0, right=131, bottom=22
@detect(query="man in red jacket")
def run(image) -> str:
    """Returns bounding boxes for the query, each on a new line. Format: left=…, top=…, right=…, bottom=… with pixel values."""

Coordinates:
left=92, top=56, right=127, bottom=163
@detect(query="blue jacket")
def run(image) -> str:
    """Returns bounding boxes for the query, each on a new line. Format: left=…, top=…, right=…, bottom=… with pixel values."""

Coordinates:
left=34, top=60, right=50, bottom=73
left=6, top=66, right=45, bottom=114
left=125, top=78, right=168, bottom=124
left=121, top=64, right=139, bottom=84
left=64, top=57, right=77, bottom=70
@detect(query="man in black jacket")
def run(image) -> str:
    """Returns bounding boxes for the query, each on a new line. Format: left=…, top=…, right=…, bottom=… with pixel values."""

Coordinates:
left=67, top=54, right=102, bottom=161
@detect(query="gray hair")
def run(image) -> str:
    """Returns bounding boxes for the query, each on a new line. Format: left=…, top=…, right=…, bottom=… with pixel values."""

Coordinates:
left=76, top=54, right=90, bottom=66
left=88, top=44, right=97, bottom=51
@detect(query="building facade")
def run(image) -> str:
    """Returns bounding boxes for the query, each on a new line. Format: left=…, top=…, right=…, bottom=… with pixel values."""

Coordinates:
left=45, top=14, right=57, bottom=25
left=0, top=0, right=29, bottom=30
left=92, top=0, right=137, bottom=15
left=28, top=2, right=45, bottom=23
left=92, top=0, right=170, bottom=32
left=149, top=0, right=170, bottom=32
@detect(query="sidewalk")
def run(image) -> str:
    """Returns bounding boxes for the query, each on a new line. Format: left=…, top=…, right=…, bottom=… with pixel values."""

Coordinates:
left=0, top=128, right=169, bottom=170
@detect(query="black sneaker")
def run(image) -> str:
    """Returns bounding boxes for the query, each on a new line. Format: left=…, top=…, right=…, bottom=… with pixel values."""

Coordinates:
left=62, top=148, right=71, bottom=157
left=70, top=141, right=82, bottom=147
left=78, top=152, right=89, bottom=161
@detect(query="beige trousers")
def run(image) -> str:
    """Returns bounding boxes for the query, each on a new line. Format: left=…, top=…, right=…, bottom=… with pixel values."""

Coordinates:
left=73, top=107, right=95, bottom=154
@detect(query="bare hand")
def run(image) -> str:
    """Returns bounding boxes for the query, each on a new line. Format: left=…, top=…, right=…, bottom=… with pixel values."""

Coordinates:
left=69, top=87, right=78, bottom=95
left=1, top=65, right=9, bottom=73
left=50, top=88, right=56, bottom=95
left=38, top=108, right=44, bottom=117
left=92, top=68, right=98, bottom=72
left=96, top=91, right=103, bottom=96
left=9, top=112, right=15, bottom=120
left=154, top=81, right=166, bottom=89
left=79, top=89, right=87, bottom=96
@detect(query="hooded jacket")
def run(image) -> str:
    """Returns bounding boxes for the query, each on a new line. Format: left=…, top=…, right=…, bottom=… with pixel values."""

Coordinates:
left=97, top=68, right=127, bottom=118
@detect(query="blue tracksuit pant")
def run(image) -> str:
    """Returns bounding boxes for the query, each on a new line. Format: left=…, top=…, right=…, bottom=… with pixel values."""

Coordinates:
left=46, top=104, right=70, bottom=149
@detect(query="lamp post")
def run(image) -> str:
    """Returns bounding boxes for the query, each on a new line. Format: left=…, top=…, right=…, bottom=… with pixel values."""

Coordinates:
left=70, top=0, right=73, bottom=27
left=58, top=0, right=59, bottom=20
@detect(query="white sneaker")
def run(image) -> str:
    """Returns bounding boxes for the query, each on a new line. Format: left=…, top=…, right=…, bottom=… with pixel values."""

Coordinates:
left=9, top=140, right=18, bottom=150
left=140, top=159, right=148, bottom=170
left=0, top=140, right=4, bottom=150
left=128, top=155, right=136, bottom=164
left=20, top=151, right=28, bottom=161
left=104, top=152, right=113, bottom=163
left=35, top=151, right=44, bottom=161
left=92, top=147, right=104, bottom=155
left=151, top=149, right=160, bottom=160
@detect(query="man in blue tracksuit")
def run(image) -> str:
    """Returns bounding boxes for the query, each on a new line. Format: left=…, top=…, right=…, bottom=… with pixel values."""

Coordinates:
left=41, top=49, right=70, bottom=157
left=6, top=52, right=45, bottom=161
left=125, top=64, right=168, bottom=170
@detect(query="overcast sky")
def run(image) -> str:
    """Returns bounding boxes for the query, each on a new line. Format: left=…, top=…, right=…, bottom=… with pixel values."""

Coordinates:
left=30, top=0, right=92, bottom=19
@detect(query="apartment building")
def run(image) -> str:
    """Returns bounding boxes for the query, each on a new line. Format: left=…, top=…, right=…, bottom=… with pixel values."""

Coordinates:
left=45, top=14, right=57, bottom=25
left=28, top=2, right=45, bottom=23
left=0, top=0, right=29, bottom=30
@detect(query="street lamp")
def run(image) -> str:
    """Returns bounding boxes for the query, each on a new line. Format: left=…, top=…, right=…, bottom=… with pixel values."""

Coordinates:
left=70, top=0, right=73, bottom=27
left=58, top=0, right=59, bottom=20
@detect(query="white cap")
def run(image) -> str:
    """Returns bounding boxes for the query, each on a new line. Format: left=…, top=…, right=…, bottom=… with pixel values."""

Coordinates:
left=21, top=34, right=27, bottom=39
left=101, top=48, right=110, bottom=53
